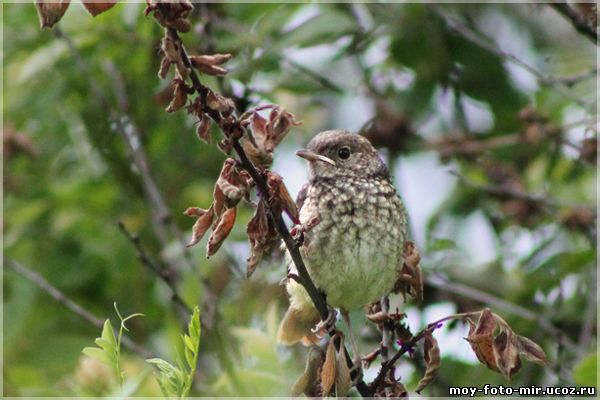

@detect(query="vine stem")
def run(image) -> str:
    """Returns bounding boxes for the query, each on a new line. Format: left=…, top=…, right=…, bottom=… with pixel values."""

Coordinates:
left=166, top=27, right=371, bottom=396
left=369, top=312, right=478, bottom=391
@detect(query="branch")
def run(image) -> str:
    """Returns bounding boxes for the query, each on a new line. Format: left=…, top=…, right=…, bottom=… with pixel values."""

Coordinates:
left=167, top=27, right=372, bottom=397
left=370, top=312, right=474, bottom=391
left=6, top=259, right=153, bottom=359
left=426, top=274, right=577, bottom=353
left=117, top=221, right=192, bottom=317
left=549, top=2, right=598, bottom=45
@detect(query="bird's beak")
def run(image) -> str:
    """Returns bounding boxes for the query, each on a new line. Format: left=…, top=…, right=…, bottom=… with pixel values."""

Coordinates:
left=296, top=150, right=336, bottom=166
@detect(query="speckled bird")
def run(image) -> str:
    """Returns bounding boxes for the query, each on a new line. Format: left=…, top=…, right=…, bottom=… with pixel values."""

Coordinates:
left=277, top=130, right=408, bottom=349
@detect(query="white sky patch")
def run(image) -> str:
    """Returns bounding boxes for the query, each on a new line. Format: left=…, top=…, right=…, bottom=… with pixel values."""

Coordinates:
left=394, top=153, right=457, bottom=247
left=333, top=94, right=374, bottom=132
left=478, top=8, right=540, bottom=95
left=282, top=3, right=321, bottom=34
left=461, top=94, right=495, bottom=133
left=273, top=146, right=309, bottom=201
left=456, top=210, right=499, bottom=266
left=424, top=302, right=478, bottom=363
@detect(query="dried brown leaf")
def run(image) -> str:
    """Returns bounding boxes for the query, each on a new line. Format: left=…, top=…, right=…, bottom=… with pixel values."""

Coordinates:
left=265, top=106, right=301, bottom=151
left=321, top=337, right=337, bottom=396
left=189, top=54, right=231, bottom=72
left=196, top=116, right=211, bottom=143
left=35, top=0, right=70, bottom=29
left=393, top=240, right=423, bottom=302
left=81, top=0, right=117, bottom=16
left=292, top=347, right=324, bottom=397
left=416, top=330, right=441, bottom=393
left=206, top=207, right=237, bottom=257
left=186, top=206, right=214, bottom=247
left=493, top=330, right=521, bottom=380
left=466, top=309, right=500, bottom=373
left=335, top=338, right=352, bottom=397
left=515, top=335, right=547, bottom=365
left=158, top=56, right=171, bottom=79
left=166, top=80, right=188, bottom=113
left=146, top=0, right=193, bottom=32
left=246, top=200, right=278, bottom=277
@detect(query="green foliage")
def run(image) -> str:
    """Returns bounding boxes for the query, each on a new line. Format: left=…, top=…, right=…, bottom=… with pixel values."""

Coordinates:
left=573, top=352, right=597, bottom=387
left=3, top=2, right=596, bottom=397
left=146, top=306, right=201, bottom=399
left=82, top=303, right=144, bottom=386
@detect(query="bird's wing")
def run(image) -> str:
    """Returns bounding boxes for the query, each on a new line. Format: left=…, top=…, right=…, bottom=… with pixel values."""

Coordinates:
left=295, top=182, right=310, bottom=212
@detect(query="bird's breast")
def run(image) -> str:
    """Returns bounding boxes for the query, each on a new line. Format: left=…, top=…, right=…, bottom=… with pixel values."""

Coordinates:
left=298, top=178, right=406, bottom=309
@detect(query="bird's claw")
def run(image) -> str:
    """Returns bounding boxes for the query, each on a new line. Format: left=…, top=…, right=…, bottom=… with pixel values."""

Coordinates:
left=350, top=359, right=364, bottom=386
left=311, top=308, right=338, bottom=336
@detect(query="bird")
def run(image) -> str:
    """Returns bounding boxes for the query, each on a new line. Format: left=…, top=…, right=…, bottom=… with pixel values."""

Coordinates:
left=277, top=130, right=408, bottom=356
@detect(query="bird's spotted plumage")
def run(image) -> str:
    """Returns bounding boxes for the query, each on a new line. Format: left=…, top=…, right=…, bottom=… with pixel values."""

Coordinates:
left=278, top=130, right=408, bottom=345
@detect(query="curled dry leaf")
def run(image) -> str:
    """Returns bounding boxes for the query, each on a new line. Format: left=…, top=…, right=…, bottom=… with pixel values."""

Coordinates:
left=160, top=34, right=188, bottom=80
left=35, top=0, right=70, bottom=29
left=466, top=308, right=547, bottom=380
left=321, top=336, right=337, bottom=396
left=266, top=171, right=299, bottom=223
left=195, top=116, right=211, bottom=143
left=206, top=207, right=237, bottom=257
left=415, top=330, right=441, bottom=393
left=216, top=159, right=250, bottom=205
left=206, top=91, right=235, bottom=115
left=166, top=79, right=188, bottom=113
left=393, top=240, right=423, bottom=302
left=291, top=347, right=324, bottom=397
left=334, top=337, right=352, bottom=397
left=185, top=206, right=214, bottom=247
left=320, top=335, right=352, bottom=397
left=190, top=54, right=231, bottom=77
left=81, top=0, right=117, bottom=16
left=239, top=105, right=301, bottom=166
left=246, top=200, right=278, bottom=277
left=145, top=0, right=193, bottom=32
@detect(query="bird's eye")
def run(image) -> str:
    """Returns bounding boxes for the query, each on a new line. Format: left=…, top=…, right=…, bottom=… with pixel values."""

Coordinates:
left=337, top=146, right=351, bottom=160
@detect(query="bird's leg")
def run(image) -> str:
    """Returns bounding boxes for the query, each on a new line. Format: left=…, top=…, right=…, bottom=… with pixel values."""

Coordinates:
left=311, top=307, right=338, bottom=337
left=341, top=309, right=363, bottom=382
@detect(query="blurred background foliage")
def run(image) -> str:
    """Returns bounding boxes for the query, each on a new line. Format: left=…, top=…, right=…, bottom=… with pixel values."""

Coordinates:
left=3, top=2, right=597, bottom=397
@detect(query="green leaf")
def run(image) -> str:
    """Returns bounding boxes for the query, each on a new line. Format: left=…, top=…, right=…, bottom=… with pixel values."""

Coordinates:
left=82, top=346, right=113, bottom=366
left=573, top=353, right=597, bottom=386
left=101, top=319, right=117, bottom=348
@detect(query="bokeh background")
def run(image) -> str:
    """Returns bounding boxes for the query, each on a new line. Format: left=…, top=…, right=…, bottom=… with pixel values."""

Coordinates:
left=3, top=2, right=597, bottom=397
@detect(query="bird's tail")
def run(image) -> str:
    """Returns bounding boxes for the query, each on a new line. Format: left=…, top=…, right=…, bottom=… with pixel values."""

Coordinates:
left=277, top=304, right=320, bottom=346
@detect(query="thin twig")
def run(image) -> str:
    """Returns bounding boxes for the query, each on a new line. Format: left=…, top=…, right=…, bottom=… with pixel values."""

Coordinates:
left=6, top=259, right=153, bottom=359
left=370, top=312, right=475, bottom=391
left=117, top=221, right=192, bottom=317
left=549, top=2, right=598, bottom=45
left=167, top=26, right=372, bottom=397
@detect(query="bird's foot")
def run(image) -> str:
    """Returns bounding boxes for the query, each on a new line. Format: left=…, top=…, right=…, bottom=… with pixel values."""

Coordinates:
left=350, top=357, right=364, bottom=386
left=311, top=308, right=338, bottom=337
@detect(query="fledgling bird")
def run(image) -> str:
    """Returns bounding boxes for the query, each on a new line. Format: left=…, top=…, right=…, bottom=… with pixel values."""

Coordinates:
left=277, top=130, right=408, bottom=351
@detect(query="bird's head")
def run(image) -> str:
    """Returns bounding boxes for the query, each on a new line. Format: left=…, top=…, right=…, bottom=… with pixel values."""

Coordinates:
left=296, top=130, right=388, bottom=180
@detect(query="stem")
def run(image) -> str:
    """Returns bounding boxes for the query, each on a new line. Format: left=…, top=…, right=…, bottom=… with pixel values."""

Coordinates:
left=369, top=312, right=477, bottom=391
